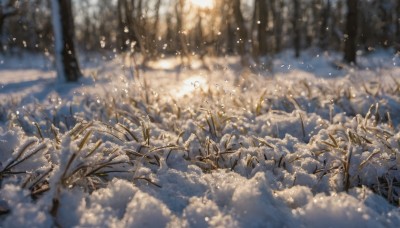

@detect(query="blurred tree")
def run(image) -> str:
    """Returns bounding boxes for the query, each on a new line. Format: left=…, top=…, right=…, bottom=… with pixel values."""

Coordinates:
left=175, top=0, right=191, bottom=66
left=270, top=0, right=284, bottom=53
left=344, top=0, right=358, bottom=63
left=377, top=0, right=392, bottom=48
left=0, top=0, right=18, bottom=52
left=397, top=0, right=400, bottom=51
left=117, top=0, right=130, bottom=52
left=222, top=0, right=236, bottom=55
left=256, top=0, right=268, bottom=57
left=1, top=0, right=400, bottom=65
left=232, top=0, right=249, bottom=65
left=293, top=0, right=301, bottom=58
left=51, top=0, right=82, bottom=82
left=319, top=0, right=331, bottom=48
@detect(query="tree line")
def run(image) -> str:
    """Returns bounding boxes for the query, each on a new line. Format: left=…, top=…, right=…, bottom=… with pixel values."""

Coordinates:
left=0, top=0, right=399, bottom=81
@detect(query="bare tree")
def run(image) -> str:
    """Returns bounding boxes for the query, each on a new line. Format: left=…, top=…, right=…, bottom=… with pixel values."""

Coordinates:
left=377, top=0, right=392, bottom=48
left=343, top=0, right=358, bottom=63
left=397, top=0, right=400, bottom=51
left=51, top=0, right=82, bottom=82
left=256, top=0, right=268, bottom=56
left=0, top=0, right=18, bottom=52
left=293, top=0, right=301, bottom=58
left=319, top=0, right=331, bottom=48
left=148, top=0, right=161, bottom=60
left=222, top=0, right=235, bottom=55
left=270, top=0, right=283, bottom=53
left=175, top=0, right=191, bottom=66
left=117, top=0, right=129, bottom=51
left=232, top=0, right=249, bottom=65
left=4, top=0, right=400, bottom=62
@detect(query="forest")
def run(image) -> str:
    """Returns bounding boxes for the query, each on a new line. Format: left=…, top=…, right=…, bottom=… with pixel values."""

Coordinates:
left=1, top=0, right=400, bottom=68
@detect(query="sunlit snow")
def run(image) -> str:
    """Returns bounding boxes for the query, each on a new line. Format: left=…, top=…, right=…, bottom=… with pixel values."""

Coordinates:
left=1, top=50, right=400, bottom=227
left=175, top=75, right=208, bottom=97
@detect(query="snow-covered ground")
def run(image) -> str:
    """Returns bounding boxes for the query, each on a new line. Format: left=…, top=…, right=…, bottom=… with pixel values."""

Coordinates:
left=1, top=50, right=400, bottom=227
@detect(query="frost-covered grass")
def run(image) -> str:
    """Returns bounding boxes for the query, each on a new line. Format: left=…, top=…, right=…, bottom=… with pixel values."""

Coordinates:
left=1, top=51, right=400, bottom=227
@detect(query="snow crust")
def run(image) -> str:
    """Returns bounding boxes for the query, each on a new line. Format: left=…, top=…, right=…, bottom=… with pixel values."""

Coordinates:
left=1, top=50, right=400, bottom=227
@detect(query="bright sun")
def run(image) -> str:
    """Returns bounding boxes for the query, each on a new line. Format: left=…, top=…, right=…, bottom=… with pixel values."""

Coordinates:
left=190, top=0, right=214, bottom=9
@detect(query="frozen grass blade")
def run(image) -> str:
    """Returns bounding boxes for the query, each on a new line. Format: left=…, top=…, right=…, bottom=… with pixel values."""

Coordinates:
left=252, top=136, right=273, bottom=149
left=78, top=130, right=93, bottom=152
left=134, top=177, right=162, bottom=188
left=2, top=140, right=36, bottom=171
left=117, top=123, right=139, bottom=142
left=299, top=113, right=306, bottom=139
left=34, top=122, right=44, bottom=140
left=85, top=140, right=103, bottom=158
left=4, top=143, right=46, bottom=172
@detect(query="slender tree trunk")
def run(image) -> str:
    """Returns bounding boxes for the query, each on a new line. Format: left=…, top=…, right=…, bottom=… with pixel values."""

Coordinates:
left=378, top=0, right=391, bottom=48
left=397, top=0, right=400, bottom=51
left=0, top=17, right=4, bottom=52
left=150, top=0, right=161, bottom=59
left=0, top=2, right=18, bottom=53
left=331, top=0, right=344, bottom=49
left=293, top=0, right=301, bottom=58
left=232, top=0, right=249, bottom=65
left=195, top=12, right=203, bottom=50
left=175, top=0, right=190, bottom=66
left=51, top=0, right=82, bottom=82
left=251, top=0, right=258, bottom=58
left=270, top=0, right=283, bottom=53
left=137, top=0, right=142, bottom=17
left=117, top=0, right=128, bottom=51
left=165, top=13, right=174, bottom=52
left=319, top=0, right=331, bottom=48
left=359, top=1, right=372, bottom=51
left=226, top=18, right=235, bottom=54
left=344, top=0, right=358, bottom=64
left=127, top=0, right=139, bottom=46
left=257, top=0, right=268, bottom=56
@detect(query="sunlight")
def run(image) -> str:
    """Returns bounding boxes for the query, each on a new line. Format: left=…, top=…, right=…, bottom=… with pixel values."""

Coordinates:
left=154, top=59, right=176, bottom=70
left=190, top=0, right=214, bottom=9
left=176, top=75, right=207, bottom=97
left=148, top=58, right=180, bottom=70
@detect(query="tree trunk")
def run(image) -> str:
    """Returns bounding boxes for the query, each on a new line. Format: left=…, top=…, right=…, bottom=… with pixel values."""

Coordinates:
left=378, top=0, right=391, bottom=48
left=257, top=0, right=268, bottom=56
left=397, top=0, right=400, bottom=51
left=293, top=0, right=301, bottom=58
left=319, top=0, right=331, bottom=48
left=232, top=0, right=249, bottom=65
left=127, top=0, right=139, bottom=46
left=0, top=16, right=4, bottom=52
left=0, top=1, right=18, bottom=53
left=117, top=0, right=128, bottom=51
left=226, top=18, right=235, bottom=55
left=344, top=0, right=358, bottom=64
left=270, top=0, right=283, bottom=53
left=150, top=0, right=161, bottom=59
left=51, top=0, right=82, bottom=82
left=175, top=0, right=190, bottom=66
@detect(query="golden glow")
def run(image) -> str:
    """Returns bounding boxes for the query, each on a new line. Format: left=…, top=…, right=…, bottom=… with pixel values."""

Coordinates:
left=176, top=75, right=207, bottom=97
left=190, top=0, right=214, bottom=9
left=147, top=58, right=180, bottom=70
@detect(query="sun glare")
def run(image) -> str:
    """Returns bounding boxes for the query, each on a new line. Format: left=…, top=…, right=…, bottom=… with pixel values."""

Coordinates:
left=176, top=75, right=207, bottom=97
left=190, top=0, right=214, bottom=9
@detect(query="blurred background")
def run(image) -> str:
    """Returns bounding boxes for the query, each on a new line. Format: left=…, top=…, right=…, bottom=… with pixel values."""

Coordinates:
left=0, top=0, right=399, bottom=66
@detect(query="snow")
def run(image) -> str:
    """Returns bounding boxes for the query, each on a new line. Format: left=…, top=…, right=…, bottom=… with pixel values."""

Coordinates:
left=1, top=49, right=400, bottom=227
